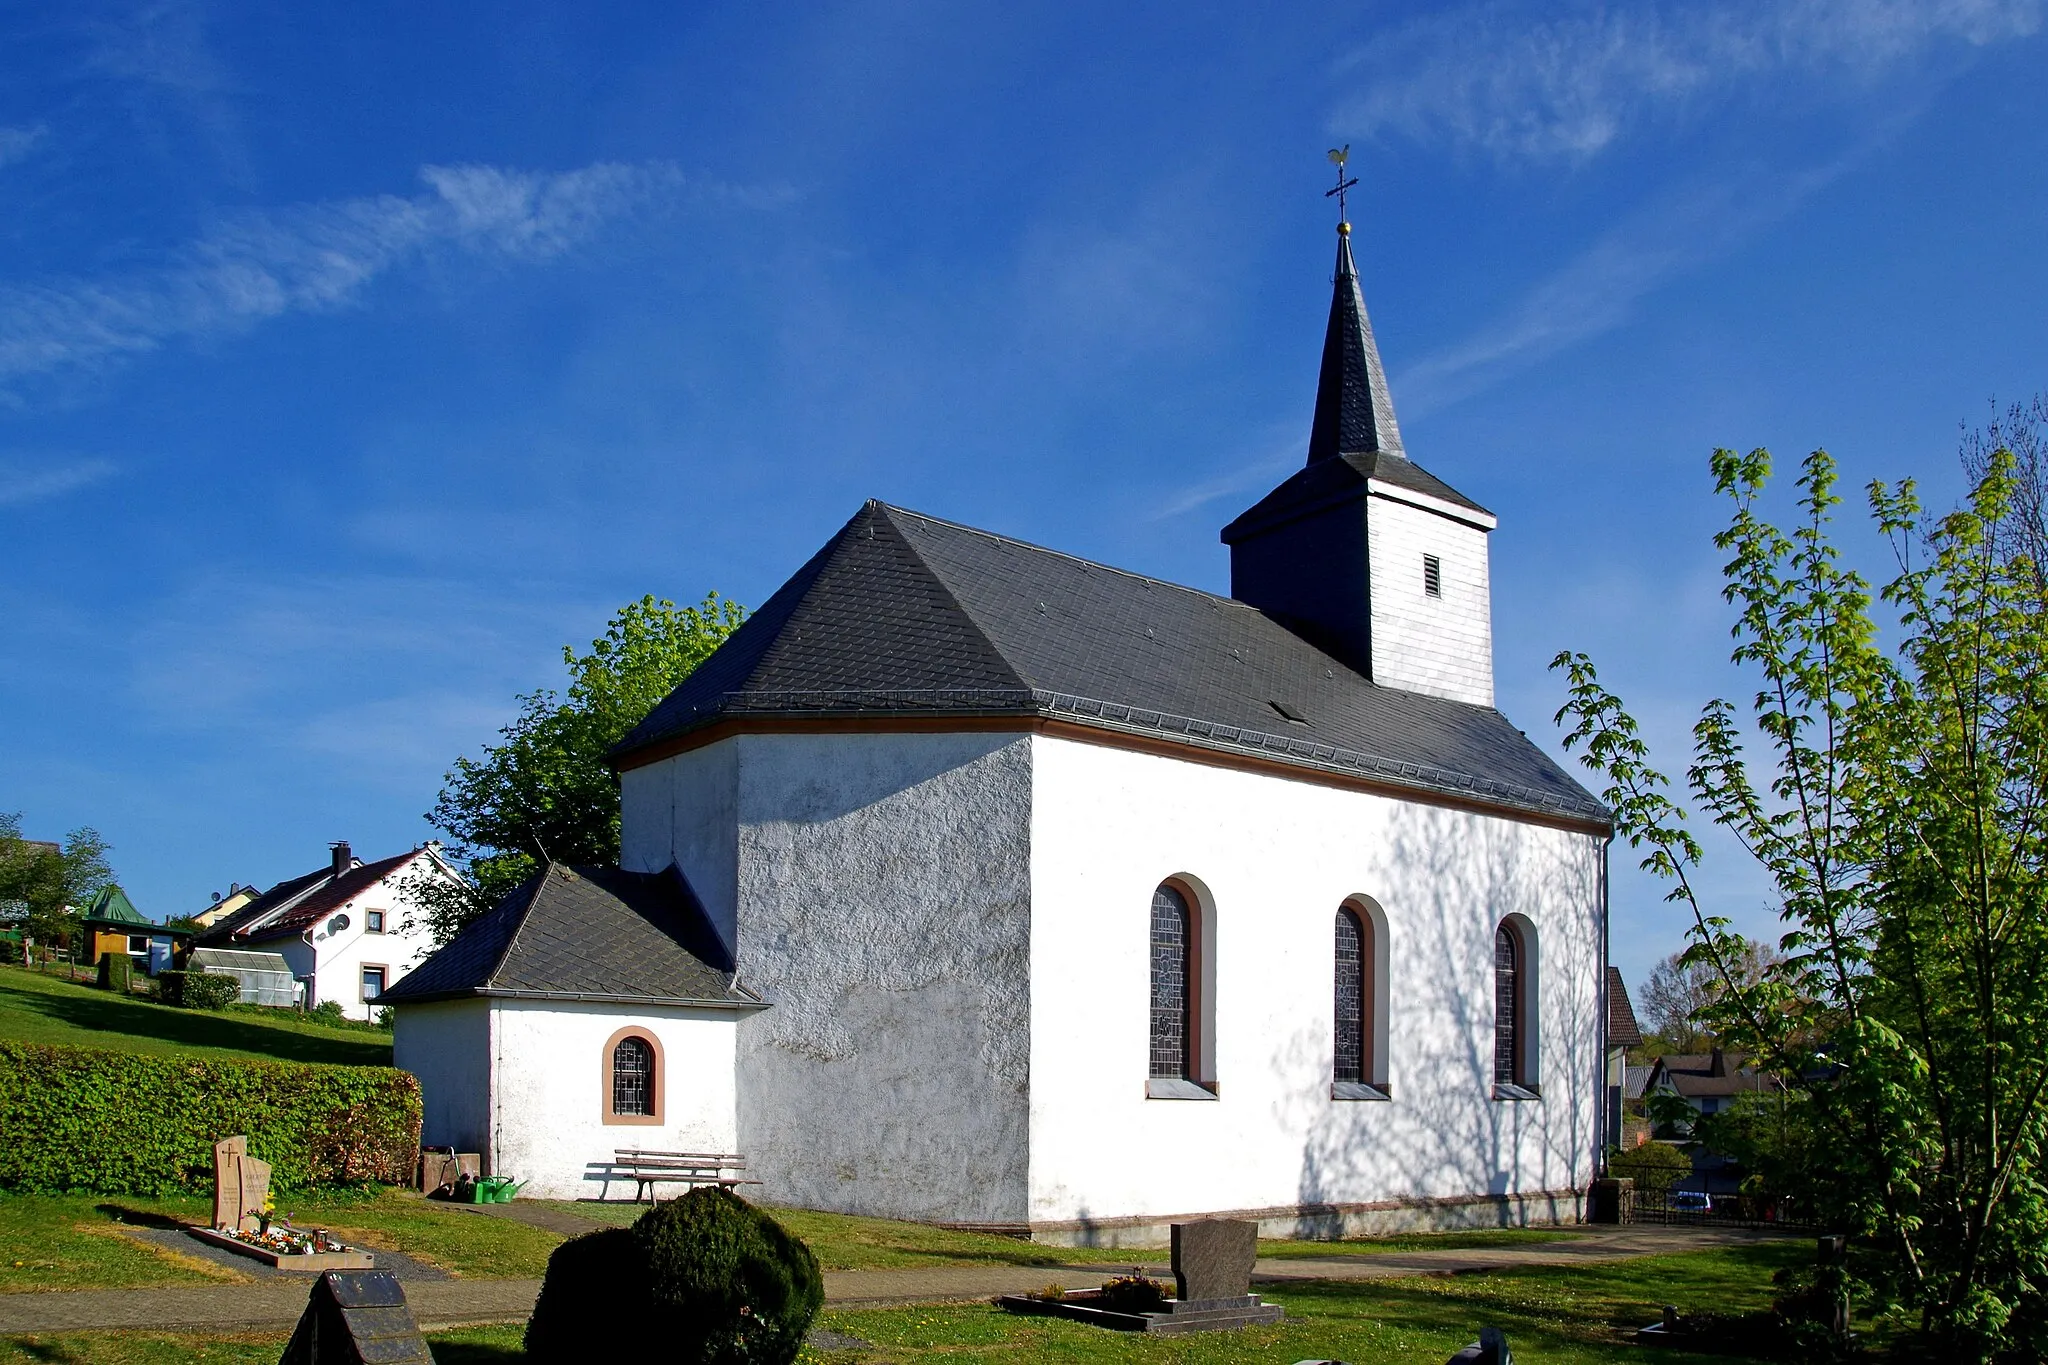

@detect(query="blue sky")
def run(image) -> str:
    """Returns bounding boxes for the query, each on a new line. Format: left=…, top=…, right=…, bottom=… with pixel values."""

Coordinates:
left=1, top=0, right=2043, bottom=990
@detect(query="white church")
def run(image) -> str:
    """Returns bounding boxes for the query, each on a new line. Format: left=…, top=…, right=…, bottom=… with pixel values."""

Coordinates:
left=388, top=221, right=1616, bottom=1244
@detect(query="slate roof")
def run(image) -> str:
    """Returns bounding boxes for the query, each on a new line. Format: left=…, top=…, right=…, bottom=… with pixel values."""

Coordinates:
left=380, top=863, right=762, bottom=1009
left=1607, top=967, right=1644, bottom=1049
left=615, top=501, right=1607, bottom=825
left=196, top=851, right=427, bottom=946
left=1651, top=1051, right=1783, bottom=1099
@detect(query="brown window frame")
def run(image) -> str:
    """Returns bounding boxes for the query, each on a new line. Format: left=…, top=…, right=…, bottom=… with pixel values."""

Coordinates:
left=365, top=909, right=385, bottom=934
left=602, top=1026, right=665, bottom=1126
left=360, top=963, right=388, bottom=1003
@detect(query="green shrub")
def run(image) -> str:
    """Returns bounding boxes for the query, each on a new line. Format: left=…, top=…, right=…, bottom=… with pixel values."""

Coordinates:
left=185, top=972, right=241, bottom=1010
left=525, top=1229, right=655, bottom=1359
left=311, top=1000, right=345, bottom=1022
left=0, top=939, right=22, bottom=964
left=0, top=1040, right=421, bottom=1194
left=96, top=952, right=133, bottom=994
left=151, top=969, right=239, bottom=1010
left=524, top=1188, right=822, bottom=1365
left=1609, top=1140, right=1694, bottom=1192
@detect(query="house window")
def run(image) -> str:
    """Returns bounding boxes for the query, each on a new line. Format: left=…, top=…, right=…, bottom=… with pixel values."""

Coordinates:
left=1423, top=554, right=1442, bottom=598
left=366, top=910, right=385, bottom=934
left=1494, top=917, right=1539, bottom=1098
left=603, top=1027, right=665, bottom=1125
left=127, top=934, right=149, bottom=955
left=1149, top=885, right=1191, bottom=1079
left=360, top=966, right=386, bottom=1001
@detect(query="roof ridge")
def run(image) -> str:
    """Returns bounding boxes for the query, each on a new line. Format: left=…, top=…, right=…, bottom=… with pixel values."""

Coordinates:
left=872, top=505, right=1034, bottom=691
left=479, top=865, right=552, bottom=990
left=875, top=501, right=1254, bottom=610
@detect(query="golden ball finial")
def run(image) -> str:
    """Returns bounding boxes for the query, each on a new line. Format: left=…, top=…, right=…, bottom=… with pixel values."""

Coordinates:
left=1338, top=221, right=1351, bottom=236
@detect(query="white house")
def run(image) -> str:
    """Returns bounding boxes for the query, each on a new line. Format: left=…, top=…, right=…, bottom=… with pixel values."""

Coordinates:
left=390, top=223, right=1619, bottom=1241
left=194, top=841, right=461, bottom=1020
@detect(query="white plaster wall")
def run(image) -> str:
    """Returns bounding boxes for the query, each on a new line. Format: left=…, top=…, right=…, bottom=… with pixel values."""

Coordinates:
left=717, top=731, right=1034, bottom=1225
left=621, top=742, right=740, bottom=955
left=1027, top=735, right=1603, bottom=1232
left=1368, top=492, right=1494, bottom=707
left=299, top=879, right=439, bottom=1020
left=485, top=1000, right=739, bottom=1200
left=394, top=998, right=492, bottom=1153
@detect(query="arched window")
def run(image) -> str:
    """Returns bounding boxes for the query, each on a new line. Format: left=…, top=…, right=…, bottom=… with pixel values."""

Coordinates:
left=614, top=1038, right=653, bottom=1113
left=1147, top=880, right=1215, bottom=1099
left=1150, top=884, right=1191, bottom=1079
left=1494, top=918, right=1539, bottom=1098
left=603, top=1028, right=664, bottom=1125
left=1334, top=908, right=1365, bottom=1082
left=1334, top=899, right=1391, bottom=1100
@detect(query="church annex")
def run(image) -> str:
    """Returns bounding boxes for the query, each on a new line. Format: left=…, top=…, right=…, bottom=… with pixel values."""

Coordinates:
left=389, top=222, right=1614, bottom=1243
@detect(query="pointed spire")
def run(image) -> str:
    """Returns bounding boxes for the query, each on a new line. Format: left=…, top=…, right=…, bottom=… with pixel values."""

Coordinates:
left=1306, top=224, right=1404, bottom=464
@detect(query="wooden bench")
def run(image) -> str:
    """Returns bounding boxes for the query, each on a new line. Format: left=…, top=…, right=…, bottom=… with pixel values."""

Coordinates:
left=609, top=1149, right=761, bottom=1203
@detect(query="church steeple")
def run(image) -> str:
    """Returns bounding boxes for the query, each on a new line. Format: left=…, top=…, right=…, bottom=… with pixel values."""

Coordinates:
left=1307, top=224, right=1404, bottom=463
left=1219, top=185, right=1497, bottom=707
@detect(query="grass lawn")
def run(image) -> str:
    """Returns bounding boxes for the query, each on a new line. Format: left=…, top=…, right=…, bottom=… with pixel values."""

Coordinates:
left=0, top=1242, right=1813, bottom=1363
left=0, top=1190, right=562, bottom=1292
left=0, top=965, right=391, bottom=1067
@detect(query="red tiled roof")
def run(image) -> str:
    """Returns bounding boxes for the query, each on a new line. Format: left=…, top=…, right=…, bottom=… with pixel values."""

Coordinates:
left=1606, top=967, right=1643, bottom=1048
left=196, top=850, right=427, bottom=946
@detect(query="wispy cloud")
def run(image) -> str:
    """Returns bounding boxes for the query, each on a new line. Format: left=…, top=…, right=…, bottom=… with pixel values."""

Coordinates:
left=0, top=161, right=773, bottom=390
left=0, top=125, right=47, bottom=170
left=1148, top=438, right=1298, bottom=521
left=0, top=455, right=117, bottom=507
left=1396, top=157, right=1854, bottom=413
left=1337, top=0, right=2043, bottom=162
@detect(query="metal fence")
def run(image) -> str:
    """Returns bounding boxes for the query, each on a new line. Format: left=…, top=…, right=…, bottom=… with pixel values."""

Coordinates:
left=1630, top=1186, right=1809, bottom=1229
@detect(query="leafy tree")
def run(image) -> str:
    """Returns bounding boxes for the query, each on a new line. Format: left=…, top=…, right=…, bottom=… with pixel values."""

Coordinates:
left=416, top=593, right=745, bottom=943
left=1637, top=940, right=1781, bottom=1054
left=1553, top=443, right=2048, bottom=1359
left=0, top=815, right=115, bottom=955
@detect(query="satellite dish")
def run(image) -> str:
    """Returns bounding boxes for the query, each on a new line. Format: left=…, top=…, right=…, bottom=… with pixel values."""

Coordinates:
left=329, top=913, right=350, bottom=933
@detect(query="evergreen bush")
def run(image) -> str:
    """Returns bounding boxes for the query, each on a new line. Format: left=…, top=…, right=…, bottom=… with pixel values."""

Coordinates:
left=524, top=1188, right=822, bottom=1365
left=96, top=951, right=133, bottom=994
left=524, top=1229, right=654, bottom=1359
left=0, top=1041, right=420, bottom=1193
left=181, top=971, right=241, bottom=1009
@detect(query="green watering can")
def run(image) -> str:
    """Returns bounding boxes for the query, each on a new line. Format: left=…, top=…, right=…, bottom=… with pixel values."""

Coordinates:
left=476, top=1176, right=526, bottom=1204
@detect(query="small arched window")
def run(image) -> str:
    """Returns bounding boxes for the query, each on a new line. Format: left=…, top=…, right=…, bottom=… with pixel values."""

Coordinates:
left=1334, top=909, right=1365, bottom=1082
left=603, top=1028, right=664, bottom=1125
left=1334, top=900, right=1391, bottom=1100
left=1147, top=880, right=1215, bottom=1099
left=1150, top=884, right=1191, bottom=1079
left=1494, top=918, right=1539, bottom=1098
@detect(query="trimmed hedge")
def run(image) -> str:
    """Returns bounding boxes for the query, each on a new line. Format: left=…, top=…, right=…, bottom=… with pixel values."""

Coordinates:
left=96, top=952, right=133, bottom=994
left=0, top=1041, right=421, bottom=1194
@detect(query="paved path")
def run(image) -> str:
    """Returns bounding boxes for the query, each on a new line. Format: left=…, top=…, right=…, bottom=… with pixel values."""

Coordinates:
left=0, top=1225, right=1789, bottom=1336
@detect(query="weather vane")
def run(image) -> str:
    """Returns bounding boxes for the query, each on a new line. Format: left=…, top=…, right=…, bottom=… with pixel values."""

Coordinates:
left=1326, top=145, right=1358, bottom=230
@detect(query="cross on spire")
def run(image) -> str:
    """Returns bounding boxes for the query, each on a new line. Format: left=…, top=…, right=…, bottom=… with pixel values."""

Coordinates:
left=1325, top=145, right=1358, bottom=227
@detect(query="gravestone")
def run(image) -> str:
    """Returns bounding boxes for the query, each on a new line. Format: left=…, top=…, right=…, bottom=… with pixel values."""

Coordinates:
left=277, top=1270, right=431, bottom=1365
left=1172, top=1218, right=1258, bottom=1302
left=212, top=1135, right=272, bottom=1233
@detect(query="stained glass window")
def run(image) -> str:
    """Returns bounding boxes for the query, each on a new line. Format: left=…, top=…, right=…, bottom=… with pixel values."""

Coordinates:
left=613, top=1036, right=654, bottom=1116
left=1494, top=925, right=1519, bottom=1085
left=1335, top=909, right=1365, bottom=1083
left=1149, top=885, right=1191, bottom=1079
